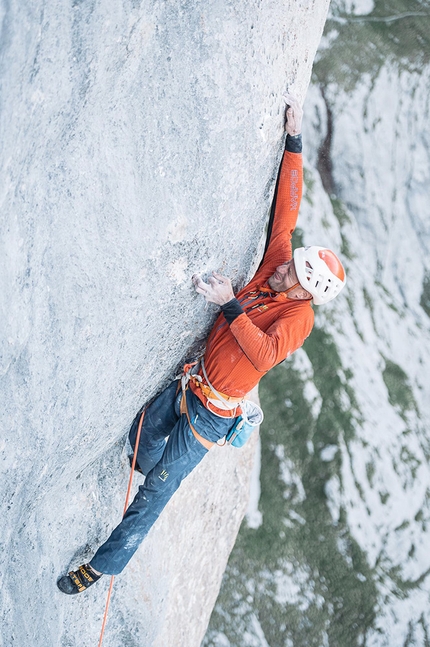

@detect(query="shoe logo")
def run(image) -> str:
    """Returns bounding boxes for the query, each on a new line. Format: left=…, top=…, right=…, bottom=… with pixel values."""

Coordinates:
left=70, top=571, right=86, bottom=591
left=79, top=566, right=94, bottom=582
left=158, top=469, right=169, bottom=482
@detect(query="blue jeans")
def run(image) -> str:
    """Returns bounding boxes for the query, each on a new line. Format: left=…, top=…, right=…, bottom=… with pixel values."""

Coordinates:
left=90, top=380, right=237, bottom=575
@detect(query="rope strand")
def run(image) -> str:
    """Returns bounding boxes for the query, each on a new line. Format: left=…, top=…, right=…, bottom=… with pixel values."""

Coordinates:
left=98, top=409, right=146, bottom=647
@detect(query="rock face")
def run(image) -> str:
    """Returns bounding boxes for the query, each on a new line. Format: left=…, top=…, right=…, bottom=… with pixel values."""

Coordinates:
left=0, top=2, right=329, bottom=645
left=204, top=3, right=430, bottom=646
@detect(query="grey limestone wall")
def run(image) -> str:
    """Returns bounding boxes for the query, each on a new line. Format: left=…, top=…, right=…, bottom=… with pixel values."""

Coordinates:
left=0, top=1, right=329, bottom=645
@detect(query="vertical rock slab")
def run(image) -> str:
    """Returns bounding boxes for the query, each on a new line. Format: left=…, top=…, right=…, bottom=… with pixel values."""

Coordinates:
left=0, top=1, right=329, bottom=645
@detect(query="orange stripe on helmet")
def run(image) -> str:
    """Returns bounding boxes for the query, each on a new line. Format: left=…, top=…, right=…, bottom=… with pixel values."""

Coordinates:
left=318, top=249, right=346, bottom=281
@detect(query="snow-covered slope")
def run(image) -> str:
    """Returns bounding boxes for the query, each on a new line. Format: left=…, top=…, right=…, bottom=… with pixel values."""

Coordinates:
left=0, top=1, right=330, bottom=645
left=204, top=2, right=430, bottom=646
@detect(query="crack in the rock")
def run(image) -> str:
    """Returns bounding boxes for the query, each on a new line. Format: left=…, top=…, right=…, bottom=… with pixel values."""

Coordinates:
left=316, top=86, right=335, bottom=196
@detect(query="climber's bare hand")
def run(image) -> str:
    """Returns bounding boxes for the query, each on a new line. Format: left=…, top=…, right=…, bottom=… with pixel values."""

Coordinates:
left=192, top=272, right=235, bottom=306
left=283, top=93, right=303, bottom=137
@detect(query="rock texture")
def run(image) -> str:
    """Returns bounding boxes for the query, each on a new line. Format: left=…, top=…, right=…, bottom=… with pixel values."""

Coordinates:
left=0, top=1, right=329, bottom=645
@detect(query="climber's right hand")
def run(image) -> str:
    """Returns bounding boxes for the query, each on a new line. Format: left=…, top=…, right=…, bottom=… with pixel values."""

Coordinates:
left=283, top=93, right=303, bottom=137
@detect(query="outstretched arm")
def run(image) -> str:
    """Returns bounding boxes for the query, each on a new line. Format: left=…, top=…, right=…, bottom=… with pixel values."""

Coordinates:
left=260, top=95, right=304, bottom=269
left=192, top=95, right=304, bottom=308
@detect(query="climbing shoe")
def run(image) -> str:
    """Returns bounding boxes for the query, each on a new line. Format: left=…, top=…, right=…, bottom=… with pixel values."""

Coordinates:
left=128, top=454, right=144, bottom=475
left=57, top=563, right=102, bottom=595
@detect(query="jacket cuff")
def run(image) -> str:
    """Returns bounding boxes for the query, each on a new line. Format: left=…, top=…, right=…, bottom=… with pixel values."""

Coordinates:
left=221, top=298, right=244, bottom=324
left=285, top=133, right=302, bottom=153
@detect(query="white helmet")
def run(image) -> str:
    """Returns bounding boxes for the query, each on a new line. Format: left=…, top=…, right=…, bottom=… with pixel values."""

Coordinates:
left=293, top=246, right=346, bottom=305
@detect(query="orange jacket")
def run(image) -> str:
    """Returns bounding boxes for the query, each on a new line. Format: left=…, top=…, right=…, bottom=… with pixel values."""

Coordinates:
left=190, top=145, right=314, bottom=412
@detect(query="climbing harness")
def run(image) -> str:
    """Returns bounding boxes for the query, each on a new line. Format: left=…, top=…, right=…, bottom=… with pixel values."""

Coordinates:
left=201, top=357, right=243, bottom=416
left=200, top=357, right=263, bottom=446
left=98, top=408, right=146, bottom=647
left=181, top=359, right=263, bottom=448
left=182, top=359, right=243, bottom=416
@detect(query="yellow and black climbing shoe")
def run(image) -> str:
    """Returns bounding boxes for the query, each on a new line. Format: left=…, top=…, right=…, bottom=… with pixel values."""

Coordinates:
left=57, top=563, right=102, bottom=595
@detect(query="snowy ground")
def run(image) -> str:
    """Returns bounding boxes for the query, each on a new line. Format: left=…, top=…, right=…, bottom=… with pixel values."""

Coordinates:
left=204, top=2, right=430, bottom=646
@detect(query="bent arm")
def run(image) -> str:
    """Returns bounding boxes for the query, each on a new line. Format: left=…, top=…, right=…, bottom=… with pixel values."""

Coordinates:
left=224, top=307, right=314, bottom=373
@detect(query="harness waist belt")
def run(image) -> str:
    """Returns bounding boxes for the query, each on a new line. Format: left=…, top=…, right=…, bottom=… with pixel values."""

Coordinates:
left=189, top=375, right=243, bottom=405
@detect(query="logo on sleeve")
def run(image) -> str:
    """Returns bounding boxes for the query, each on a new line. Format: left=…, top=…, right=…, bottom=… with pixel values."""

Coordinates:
left=290, top=169, right=299, bottom=211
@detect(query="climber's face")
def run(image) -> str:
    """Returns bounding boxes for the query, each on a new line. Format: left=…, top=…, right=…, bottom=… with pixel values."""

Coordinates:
left=268, top=259, right=313, bottom=300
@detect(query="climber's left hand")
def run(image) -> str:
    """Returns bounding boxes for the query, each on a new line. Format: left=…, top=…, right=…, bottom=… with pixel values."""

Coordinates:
left=192, top=272, right=235, bottom=305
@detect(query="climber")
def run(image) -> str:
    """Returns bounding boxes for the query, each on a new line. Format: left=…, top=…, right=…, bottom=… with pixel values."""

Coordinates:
left=57, top=93, right=346, bottom=595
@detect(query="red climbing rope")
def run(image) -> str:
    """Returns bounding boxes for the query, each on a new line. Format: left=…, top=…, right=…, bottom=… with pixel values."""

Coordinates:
left=98, top=409, right=146, bottom=647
